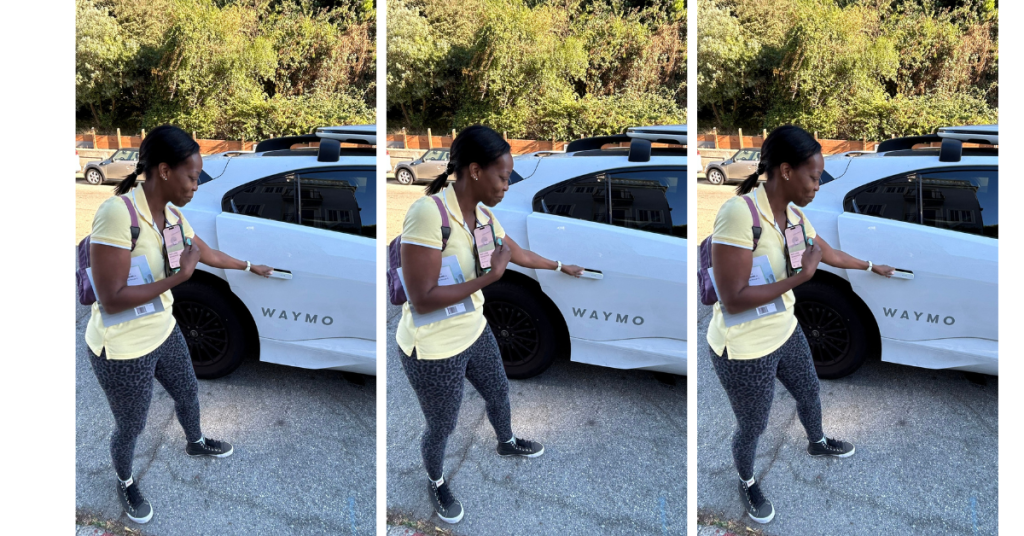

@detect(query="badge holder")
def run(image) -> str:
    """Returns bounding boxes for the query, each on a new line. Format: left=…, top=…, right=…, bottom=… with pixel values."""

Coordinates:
left=783, top=223, right=812, bottom=278
left=473, top=222, right=501, bottom=277
left=162, top=224, right=192, bottom=277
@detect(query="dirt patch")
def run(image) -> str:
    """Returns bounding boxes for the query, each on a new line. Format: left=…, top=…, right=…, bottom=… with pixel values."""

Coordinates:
left=696, top=182, right=738, bottom=240
left=76, top=182, right=118, bottom=244
left=386, top=181, right=430, bottom=241
left=76, top=509, right=151, bottom=535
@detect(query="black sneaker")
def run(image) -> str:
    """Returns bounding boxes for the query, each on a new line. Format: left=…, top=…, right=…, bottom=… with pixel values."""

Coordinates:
left=807, top=436, right=855, bottom=458
left=428, top=475, right=464, bottom=524
left=117, top=474, right=153, bottom=524
left=185, top=436, right=234, bottom=458
left=496, top=436, right=544, bottom=458
left=739, top=479, right=775, bottom=524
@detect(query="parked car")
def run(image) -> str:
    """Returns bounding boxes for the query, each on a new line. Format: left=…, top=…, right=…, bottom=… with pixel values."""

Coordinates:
left=393, top=148, right=450, bottom=185
left=485, top=125, right=687, bottom=378
left=83, top=148, right=139, bottom=185
left=172, top=125, right=377, bottom=378
left=704, top=148, right=760, bottom=185
left=798, top=124, right=997, bottom=379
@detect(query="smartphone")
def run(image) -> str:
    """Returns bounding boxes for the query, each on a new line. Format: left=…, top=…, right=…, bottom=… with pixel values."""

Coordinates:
left=784, top=224, right=808, bottom=271
left=474, top=224, right=497, bottom=272
left=163, top=224, right=187, bottom=273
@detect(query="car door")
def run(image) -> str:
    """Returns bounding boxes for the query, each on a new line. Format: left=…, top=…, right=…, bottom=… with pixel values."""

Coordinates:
left=108, top=149, right=137, bottom=178
left=725, top=149, right=757, bottom=179
left=525, top=166, right=686, bottom=371
left=835, top=166, right=997, bottom=366
left=416, top=149, right=448, bottom=178
left=215, top=166, right=376, bottom=345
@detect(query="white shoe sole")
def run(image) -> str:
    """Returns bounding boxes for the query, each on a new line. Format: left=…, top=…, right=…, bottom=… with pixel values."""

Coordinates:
left=810, top=445, right=855, bottom=458
left=498, top=445, right=544, bottom=458
left=437, top=503, right=464, bottom=524
left=125, top=505, right=153, bottom=524
left=749, top=506, right=775, bottom=524
left=187, top=445, right=233, bottom=458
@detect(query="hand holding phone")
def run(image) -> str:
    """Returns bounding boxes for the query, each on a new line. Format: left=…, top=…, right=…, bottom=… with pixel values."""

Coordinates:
left=474, top=224, right=498, bottom=272
left=784, top=224, right=808, bottom=271
left=163, top=225, right=187, bottom=272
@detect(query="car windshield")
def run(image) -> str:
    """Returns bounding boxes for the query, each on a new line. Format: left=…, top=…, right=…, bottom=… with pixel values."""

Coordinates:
left=112, top=150, right=136, bottom=161
left=423, top=150, right=446, bottom=161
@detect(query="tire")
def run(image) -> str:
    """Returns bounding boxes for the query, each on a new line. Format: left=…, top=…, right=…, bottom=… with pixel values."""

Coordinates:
left=171, top=280, right=254, bottom=379
left=85, top=168, right=104, bottom=185
left=482, top=280, right=561, bottom=379
left=793, top=280, right=870, bottom=379
left=396, top=168, right=415, bottom=185
left=707, top=168, right=726, bottom=185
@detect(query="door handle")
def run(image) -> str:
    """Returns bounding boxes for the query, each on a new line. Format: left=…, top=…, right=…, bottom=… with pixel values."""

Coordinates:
left=579, top=269, right=603, bottom=280
left=890, top=268, right=913, bottom=280
left=269, top=269, right=292, bottom=280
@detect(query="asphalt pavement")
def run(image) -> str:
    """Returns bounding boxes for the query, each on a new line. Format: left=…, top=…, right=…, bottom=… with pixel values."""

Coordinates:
left=75, top=293, right=376, bottom=535
left=696, top=301, right=997, bottom=535
left=385, top=299, right=687, bottom=535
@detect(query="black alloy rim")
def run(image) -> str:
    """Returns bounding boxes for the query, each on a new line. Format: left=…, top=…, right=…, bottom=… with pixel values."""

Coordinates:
left=174, top=301, right=230, bottom=366
left=483, top=301, right=540, bottom=367
left=793, top=301, right=851, bottom=368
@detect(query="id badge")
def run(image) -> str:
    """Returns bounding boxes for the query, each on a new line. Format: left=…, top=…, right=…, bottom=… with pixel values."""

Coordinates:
left=784, top=224, right=807, bottom=274
left=162, top=224, right=189, bottom=273
left=474, top=224, right=497, bottom=273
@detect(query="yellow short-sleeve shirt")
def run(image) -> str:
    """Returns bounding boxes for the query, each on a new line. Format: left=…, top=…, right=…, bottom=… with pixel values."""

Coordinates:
left=396, top=184, right=506, bottom=359
left=706, top=185, right=816, bottom=360
left=86, top=186, right=195, bottom=360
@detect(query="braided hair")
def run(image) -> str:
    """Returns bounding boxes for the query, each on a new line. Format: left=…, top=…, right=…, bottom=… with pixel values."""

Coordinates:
left=114, top=125, right=200, bottom=196
left=424, top=125, right=511, bottom=195
left=736, top=125, right=821, bottom=195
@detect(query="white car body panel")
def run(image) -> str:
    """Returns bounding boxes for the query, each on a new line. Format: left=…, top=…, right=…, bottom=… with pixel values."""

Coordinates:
left=183, top=151, right=377, bottom=375
left=801, top=150, right=997, bottom=374
left=497, top=151, right=687, bottom=374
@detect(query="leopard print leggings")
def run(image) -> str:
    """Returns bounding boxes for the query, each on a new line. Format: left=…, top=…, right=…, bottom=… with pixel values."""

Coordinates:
left=88, top=325, right=203, bottom=479
left=399, top=325, right=514, bottom=481
left=710, top=327, right=824, bottom=481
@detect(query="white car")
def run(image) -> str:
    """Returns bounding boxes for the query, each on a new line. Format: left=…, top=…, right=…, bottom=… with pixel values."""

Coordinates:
left=485, top=125, right=687, bottom=378
left=172, top=125, right=377, bottom=378
left=799, top=124, right=997, bottom=378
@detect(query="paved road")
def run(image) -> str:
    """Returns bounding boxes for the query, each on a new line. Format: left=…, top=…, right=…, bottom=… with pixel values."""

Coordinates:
left=76, top=295, right=376, bottom=535
left=696, top=301, right=997, bottom=535
left=385, top=299, right=687, bottom=535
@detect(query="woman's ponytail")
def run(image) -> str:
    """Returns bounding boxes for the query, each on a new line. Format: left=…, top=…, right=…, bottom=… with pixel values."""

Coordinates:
left=423, top=125, right=510, bottom=196
left=113, top=161, right=145, bottom=196
left=736, top=125, right=821, bottom=196
left=111, top=124, right=199, bottom=196
left=425, top=161, right=456, bottom=195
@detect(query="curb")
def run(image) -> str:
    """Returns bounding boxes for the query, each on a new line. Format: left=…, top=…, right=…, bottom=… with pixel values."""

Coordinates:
left=76, top=526, right=117, bottom=536
left=387, top=526, right=428, bottom=536
left=697, top=526, right=739, bottom=536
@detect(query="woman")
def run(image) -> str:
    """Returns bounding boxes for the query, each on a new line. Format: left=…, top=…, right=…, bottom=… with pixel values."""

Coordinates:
left=397, top=125, right=583, bottom=524
left=86, top=125, right=272, bottom=523
left=707, top=125, right=894, bottom=524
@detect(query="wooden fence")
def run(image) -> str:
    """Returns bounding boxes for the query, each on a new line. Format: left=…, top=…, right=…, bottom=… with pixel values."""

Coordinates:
left=387, top=130, right=569, bottom=154
left=697, top=131, right=878, bottom=154
left=76, top=130, right=258, bottom=154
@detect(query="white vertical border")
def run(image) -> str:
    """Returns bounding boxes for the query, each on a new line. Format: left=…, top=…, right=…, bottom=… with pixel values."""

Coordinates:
left=375, top=0, right=388, bottom=534
left=686, top=0, right=697, bottom=535
left=998, top=4, right=1015, bottom=534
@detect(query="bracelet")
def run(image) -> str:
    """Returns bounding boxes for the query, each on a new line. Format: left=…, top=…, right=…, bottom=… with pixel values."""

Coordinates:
left=556, top=260, right=562, bottom=273
left=865, top=260, right=873, bottom=273
left=245, top=260, right=252, bottom=272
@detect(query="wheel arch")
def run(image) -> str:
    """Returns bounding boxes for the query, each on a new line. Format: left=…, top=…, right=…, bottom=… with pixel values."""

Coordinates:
left=495, top=269, right=571, bottom=356
left=180, top=269, right=261, bottom=359
left=395, top=165, right=416, bottom=179
left=806, top=269, right=881, bottom=355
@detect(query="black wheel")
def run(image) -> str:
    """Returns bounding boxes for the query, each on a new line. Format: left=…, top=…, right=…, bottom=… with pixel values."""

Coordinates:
left=396, top=168, right=415, bottom=185
left=86, top=168, right=104, bottom=185
left=707, top=168, right=725, bottom=185
left=482, top=280, right=561, bottom=379
left=171, top=280, right=253, bottom=379
left=793, top=281, right=870, bottom=379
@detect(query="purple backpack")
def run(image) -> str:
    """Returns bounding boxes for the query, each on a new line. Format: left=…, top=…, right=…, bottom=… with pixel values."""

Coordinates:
left=388, top=196, right=451, bottom=306
left=77, top=196, right=181, bottom=306
left=697, top=195, right=761, bottom=306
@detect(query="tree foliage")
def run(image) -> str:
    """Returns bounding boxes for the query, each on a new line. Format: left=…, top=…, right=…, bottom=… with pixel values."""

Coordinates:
left=698, top=0, right=997, bottom=138
left=76, top=0, right=375, bottom=138
left=387, top=0, right=685, bottom=138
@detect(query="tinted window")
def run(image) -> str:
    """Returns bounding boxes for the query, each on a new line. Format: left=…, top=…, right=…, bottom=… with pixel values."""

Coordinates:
left=920, top=169, right=997, bottom=239
left=846, top=173, right=919, bottom=224
left=509, top=170, right=525, bottom=185
left=222, top=167, right=375, bottom=238
left=532, top=173, right=608, bottom=223
left=819, top=169, right=836, bottom=186
left=609, top=168, right=685, bottom=238
left=297, top=169, right=376, bottom=238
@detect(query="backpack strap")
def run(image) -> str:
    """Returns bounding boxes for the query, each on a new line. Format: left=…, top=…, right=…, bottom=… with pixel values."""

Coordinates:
left=430, top=195, right=451, bottom=251
left=791, top=206, right=805, bottom=225
left=741, top=195, right=761, bottom=250
left=120, top=196, right=140, bottom=252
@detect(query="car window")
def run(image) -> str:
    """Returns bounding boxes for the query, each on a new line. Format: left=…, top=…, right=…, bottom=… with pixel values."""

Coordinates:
left=422, top=150, right=446, bottom=161
left=221, top=167, right=375, bottom=238
left=920, top=168, right=997, bottom=239
left=296, top=169, right=376, bottom=238
left=735, top=150, right=756, bottom=161
left=845, top=173, right=920, bottom=223
left=509, top=170, right=525, bottom=185
left=609, top=168, right=686, bottom=238
left=532, top=172, right=609, bottom=223
left=112, top=150, right=135, bottom=161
